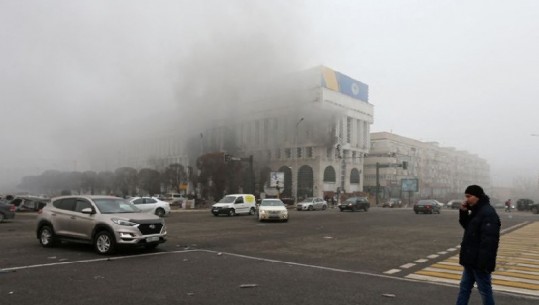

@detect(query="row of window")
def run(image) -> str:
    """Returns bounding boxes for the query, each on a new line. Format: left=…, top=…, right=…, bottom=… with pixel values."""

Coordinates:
left=322, top=166, right=361, bottom=184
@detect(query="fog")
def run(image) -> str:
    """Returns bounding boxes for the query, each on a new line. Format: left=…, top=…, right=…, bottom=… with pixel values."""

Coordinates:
left=1, top=1, right=538, bottom=191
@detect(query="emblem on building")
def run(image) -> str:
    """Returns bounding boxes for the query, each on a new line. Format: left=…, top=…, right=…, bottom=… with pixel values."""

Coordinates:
left=351, top=82, right=360, bottom=95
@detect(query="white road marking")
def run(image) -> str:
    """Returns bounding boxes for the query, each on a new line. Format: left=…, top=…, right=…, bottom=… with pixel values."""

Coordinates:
left=427, top=254, right=439, bottom=259
left=400, top=263, right=416, bottom=269
left=384, top=269, right=401, bottom=274
left=415, top=259, right=428, bottom=263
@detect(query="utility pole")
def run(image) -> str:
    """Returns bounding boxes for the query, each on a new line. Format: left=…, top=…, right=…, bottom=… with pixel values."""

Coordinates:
left=375, top=161, right=408, bottom=206
left=225, top=154, right=255, bottom=195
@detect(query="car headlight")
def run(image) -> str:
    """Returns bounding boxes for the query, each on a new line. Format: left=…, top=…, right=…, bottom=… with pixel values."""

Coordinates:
left=111, top=218, right=137, bottom=226
left=260, top=210, right=267, bottom=215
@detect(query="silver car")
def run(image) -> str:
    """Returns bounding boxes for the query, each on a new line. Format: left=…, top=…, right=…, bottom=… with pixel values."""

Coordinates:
left=297, top=197, right=328, bottom=211
left=36, top=195, right=167, bottom=255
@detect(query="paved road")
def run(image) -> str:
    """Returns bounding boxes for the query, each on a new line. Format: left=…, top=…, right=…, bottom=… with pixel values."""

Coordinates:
left=1, top=207, right=537, bottom=304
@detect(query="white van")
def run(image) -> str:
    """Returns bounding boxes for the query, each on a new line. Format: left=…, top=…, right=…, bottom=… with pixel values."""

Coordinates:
left=211, top=194, right=256, bottom=216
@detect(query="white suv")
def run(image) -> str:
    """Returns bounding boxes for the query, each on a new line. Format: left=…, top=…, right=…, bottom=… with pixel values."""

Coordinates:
left=36, top=195, right=167, bottom=255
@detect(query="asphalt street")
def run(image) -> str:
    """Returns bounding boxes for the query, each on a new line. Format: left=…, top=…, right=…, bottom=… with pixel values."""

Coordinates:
left=1, top=207, right=537, bottom=305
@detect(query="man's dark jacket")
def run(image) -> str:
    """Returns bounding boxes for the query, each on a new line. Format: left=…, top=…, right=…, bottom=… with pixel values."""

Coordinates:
left=459, top=196, right=501, bottom=273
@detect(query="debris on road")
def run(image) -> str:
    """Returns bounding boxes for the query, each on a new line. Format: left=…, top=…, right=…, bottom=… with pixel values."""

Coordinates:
left=240, top=284, right=258, bottom=288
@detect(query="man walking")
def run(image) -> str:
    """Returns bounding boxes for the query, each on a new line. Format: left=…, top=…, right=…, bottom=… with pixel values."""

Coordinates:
left=456, top=185, right=501, bottom=305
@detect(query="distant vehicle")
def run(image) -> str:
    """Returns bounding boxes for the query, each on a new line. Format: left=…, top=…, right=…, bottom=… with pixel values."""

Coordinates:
left=432, top=200, right=445, bottom=209
left=296, top=197, right=328, bottom=211
left=211, top=194, right=256, bottom=216
left=0, top=201, right=16, bottom=222
left=414, top=200, right=441, bottom=214
left=127, top=197, right=171, bottom=217
left=257, top=199, right=288, bottom=222
left=516, top=198, right=534, bottom=211
left=382, top=198, right=402, bottom=208
left=10, top=196, right=49, bottom=212
left=529, top=202, right=539, bottom=214
left=35, top=195, right=167, bottom=254
left=338, top=197, right=370, bottom=212
left=163, top=193, right=187, bottom=205
left=446, top=199, right=462, bottom=209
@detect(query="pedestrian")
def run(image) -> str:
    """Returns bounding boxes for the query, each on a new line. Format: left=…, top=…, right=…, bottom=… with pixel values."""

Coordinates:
left=331, top=196, right=335, bottom=208
left=504, top=199, right=512, bottom=212
left=456, top=185, right=501, bottom=305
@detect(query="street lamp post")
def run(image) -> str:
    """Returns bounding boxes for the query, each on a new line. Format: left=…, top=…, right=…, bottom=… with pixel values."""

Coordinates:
left=294, top=117, right=304, bottom=203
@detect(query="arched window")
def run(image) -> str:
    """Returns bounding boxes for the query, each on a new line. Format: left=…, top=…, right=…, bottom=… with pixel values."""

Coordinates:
left=323, top=166, right=336, bottom=183
left=350, top=168, right=360, bottom=184
left=297, top=165, right=314, bottom=199
left=278, top=166, right=292, bottom=198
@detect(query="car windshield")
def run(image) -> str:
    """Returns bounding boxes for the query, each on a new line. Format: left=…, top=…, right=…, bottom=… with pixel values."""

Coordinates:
left=417, top=201, right=432, bottom=205
left=301, top=197, right=315, bottom=202
left=260, top=200, right=284, bottom=207
left=94, top=199, right=141, bottom=214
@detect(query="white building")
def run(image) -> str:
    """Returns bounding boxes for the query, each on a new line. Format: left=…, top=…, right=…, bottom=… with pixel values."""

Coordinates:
left=200, top=66, right=373, bottom=200
left=364, top=132, right=491, bottom=204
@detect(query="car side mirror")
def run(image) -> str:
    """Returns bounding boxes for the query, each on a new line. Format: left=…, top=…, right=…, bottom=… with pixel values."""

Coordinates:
left=81, top=207, right=95, bottom=215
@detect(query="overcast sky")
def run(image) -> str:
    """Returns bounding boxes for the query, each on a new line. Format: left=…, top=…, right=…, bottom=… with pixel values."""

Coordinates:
left=1, top=0, right=538, bottom=189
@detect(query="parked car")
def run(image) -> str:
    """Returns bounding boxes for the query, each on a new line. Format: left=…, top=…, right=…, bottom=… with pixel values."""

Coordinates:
left=35, top=195, right=167, bottom=254
left=446, top=199, right=462, bottom=209
left=414, top=200, right=442, bottom=214
left=0, top=201, right=16, bottom=222
left=296, top=197, right=328, bottom=211
left=127, top=197, right=171, bottom=217
left=516, top=198, right=534, bottom=211
left=338, top=197, right=370, bottom=212
left=10, top=196, right=49, bottom=212
left=211, top=194, right=257, bottom=216
left=163, top=193, right=187, bottom=205
left=382, top=198, right=402, bottom=208
left=257, top=198, right=288, bottom=222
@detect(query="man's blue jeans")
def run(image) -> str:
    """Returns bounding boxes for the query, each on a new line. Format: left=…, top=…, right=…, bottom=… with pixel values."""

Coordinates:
left=456, top=267, right=495, bottom=305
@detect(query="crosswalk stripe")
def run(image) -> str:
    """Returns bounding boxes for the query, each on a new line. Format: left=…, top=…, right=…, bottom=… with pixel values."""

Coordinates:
left=404, top=222, right=539, bottom=297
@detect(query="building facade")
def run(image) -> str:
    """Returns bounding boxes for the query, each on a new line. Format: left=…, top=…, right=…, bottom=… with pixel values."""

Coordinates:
left=200, top=66, right=373, bottom=201
left=364, top=132, right=491, bottom=204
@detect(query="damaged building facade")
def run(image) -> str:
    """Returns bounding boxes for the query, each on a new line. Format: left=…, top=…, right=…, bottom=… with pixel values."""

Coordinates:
left=199, top=66, right=373, bottom=200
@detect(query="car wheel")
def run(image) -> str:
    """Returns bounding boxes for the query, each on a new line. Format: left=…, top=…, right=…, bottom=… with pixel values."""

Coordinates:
left=322, top=204, right=327, bottom=210
left=155, top=208, right=166, bottom=217
left=0, top=213, right=5, bottom=223
left=339, top=208, right=344, bottom=212
left=213, top=213, right=219, bottom=216
left=351, top=206, right=356, bottom=212
left=39, top=225, right=56, bottom=248
left=364, top=206, right=369, bottom=212
left=228, top=209, right=236, bottom=217
left=308, top=205, right=314, bottom=211
left=94, top=231, right=116, bottom=255
left=414, top=211, right=418, bottom=214
left=531, top=206, right=538, bottom=214
left=249, top=207, right=255, bottom=215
